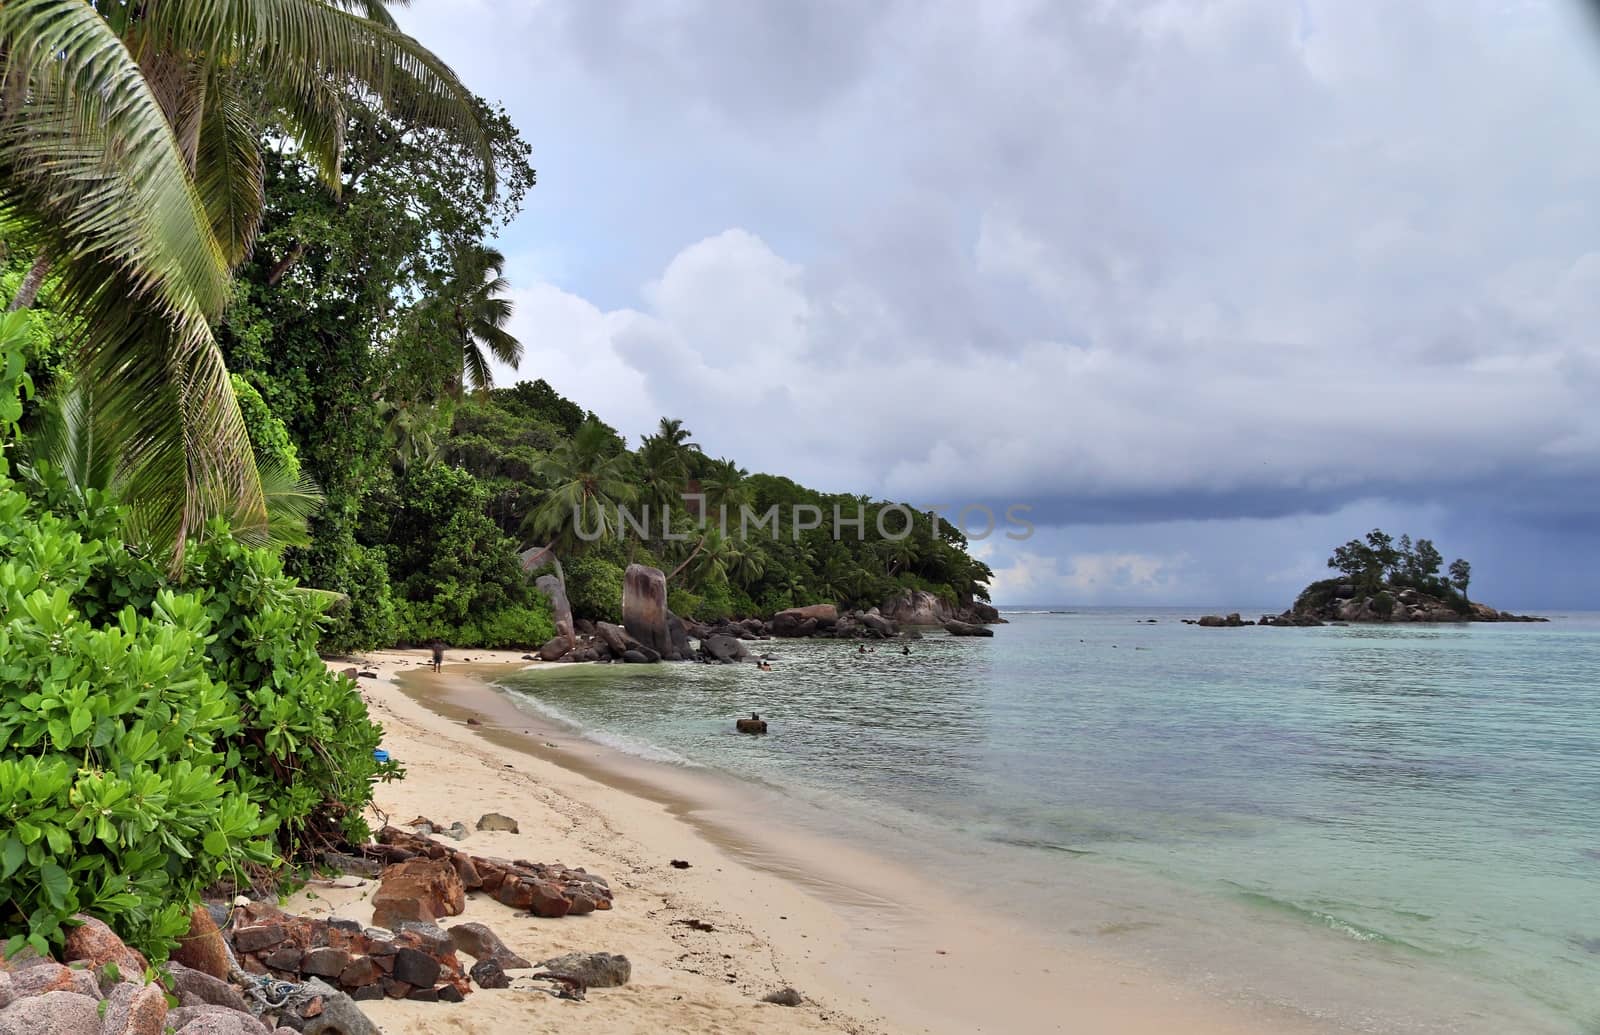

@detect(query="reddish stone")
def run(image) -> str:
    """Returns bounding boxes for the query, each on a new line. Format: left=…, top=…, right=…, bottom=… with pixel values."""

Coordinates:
left=171, top=907, right=231, bottom=981
left=528, top=880, right=572, bottom=918
left=240, top=955, right=269, bottom=976
left=476, top=861, right=507, bottom=894
left=451, top=854, right=482, bottom=890
left=338, top=956, right=382, bottom=988
left=565, top=892, right=596, bottom=916
left=492, top=877, right=534, bottom=911
left=372, top=857, right=465, bottom=930
left=233, top=924, right=286, bottom=953
left=382, top=978, right=413, bottom=999
left=300, top=946, right=351, bottom=978
left=12, top=961, right=99, bottom=998
left=62, top=914, right=148, bottom=977
left=303, top=996, right=324, bottom=1018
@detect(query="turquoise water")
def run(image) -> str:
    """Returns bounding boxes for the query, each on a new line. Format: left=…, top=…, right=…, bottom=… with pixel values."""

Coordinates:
left=495, top=610, right=1600, bottom=1032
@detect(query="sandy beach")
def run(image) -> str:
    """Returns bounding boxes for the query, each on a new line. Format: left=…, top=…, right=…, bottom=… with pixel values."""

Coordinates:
left=299, top=649, right=1335, bottom=1035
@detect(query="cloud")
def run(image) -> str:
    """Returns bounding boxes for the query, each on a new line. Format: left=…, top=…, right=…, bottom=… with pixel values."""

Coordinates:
left=401, top=0, right=1600, bottom=603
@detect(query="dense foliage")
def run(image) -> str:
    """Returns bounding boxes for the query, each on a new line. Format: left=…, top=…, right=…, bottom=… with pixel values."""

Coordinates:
left=442, top=388, right=994, bottom=624
left=0, top=321, right=395, bottom=960
left=1306, top=528, right=1473, bottom=614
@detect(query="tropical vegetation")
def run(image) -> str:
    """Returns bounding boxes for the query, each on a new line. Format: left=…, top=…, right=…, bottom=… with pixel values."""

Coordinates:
left=0, top=0, right=992, bottom=964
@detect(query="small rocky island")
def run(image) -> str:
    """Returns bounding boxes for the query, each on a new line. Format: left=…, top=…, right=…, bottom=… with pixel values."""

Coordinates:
left=1190, top=529, right=1547, bottom=627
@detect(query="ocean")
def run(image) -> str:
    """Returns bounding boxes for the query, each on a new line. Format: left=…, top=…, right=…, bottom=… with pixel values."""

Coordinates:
left=493, top=609, right=1600, bottom=1033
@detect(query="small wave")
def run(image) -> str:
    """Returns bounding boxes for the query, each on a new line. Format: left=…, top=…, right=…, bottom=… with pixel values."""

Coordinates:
left=500, top=687, right=699, bottom=767
left=1225, top=886, right=1428, bottom=952
left=999, top=609, right=1077, bottom=615
left=991, top=836, right=1095, bottom=856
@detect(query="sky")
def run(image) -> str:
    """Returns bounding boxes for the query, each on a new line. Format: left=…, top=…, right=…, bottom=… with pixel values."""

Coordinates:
left=396, top=0, right=1600, bottom=609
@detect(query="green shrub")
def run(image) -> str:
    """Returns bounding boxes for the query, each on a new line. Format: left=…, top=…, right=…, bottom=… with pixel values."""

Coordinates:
left=0, top=324, right=395, bottom=959
left=1372, top=591, right=1395, bottom=617
left=666, top=587, right=702, bottom=618
left=231, top=373, right=299, bottom=478
left=564, top=554, right=624, bottom=623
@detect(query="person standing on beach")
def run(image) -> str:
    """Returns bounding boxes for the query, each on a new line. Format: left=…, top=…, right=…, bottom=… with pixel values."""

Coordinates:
left=430, top=640, right=445, bottom=673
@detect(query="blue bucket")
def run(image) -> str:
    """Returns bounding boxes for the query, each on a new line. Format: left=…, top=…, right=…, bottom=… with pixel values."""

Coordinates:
left=373, top=749, right=390, bottom=763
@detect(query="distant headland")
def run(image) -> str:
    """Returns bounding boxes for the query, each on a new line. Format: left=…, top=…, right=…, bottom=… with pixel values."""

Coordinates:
left=1188, top=529, right=1547, bottom=627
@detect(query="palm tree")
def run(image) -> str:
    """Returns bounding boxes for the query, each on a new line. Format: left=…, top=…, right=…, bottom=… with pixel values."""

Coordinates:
left=378, top=397, right=443, bottom=473
left=453, top=245, right=522, bottom=393
left=0, top=0, right=487, bottom=564
left=525, top=419, right=636, bottom=554
left=27, top=379, right=324, bottom=554
left=666, top=457, right=750, bottom=579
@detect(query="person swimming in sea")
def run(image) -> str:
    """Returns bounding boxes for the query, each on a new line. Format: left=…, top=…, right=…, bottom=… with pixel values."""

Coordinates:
left=858, top=644, right=867, bottom=655
left=902, top=645, right=911, bottom=655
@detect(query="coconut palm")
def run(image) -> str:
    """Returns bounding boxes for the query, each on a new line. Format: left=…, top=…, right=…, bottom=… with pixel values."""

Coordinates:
left=453, top=245, right=521, bottom=393
left=525, top=419, right=637, bottom=554
left=0, top=0, right=487, bottom=563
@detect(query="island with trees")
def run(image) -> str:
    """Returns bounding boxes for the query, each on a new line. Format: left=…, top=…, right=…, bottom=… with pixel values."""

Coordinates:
left=1191, top=530, right=1546, bottom=626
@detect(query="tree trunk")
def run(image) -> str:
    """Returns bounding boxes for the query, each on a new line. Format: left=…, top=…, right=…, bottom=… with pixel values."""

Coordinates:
left=8, top=248, right=51, bottom=310
left=668, top=536, right=706, bottom=581
left=265, top=241, right=305, bottom=286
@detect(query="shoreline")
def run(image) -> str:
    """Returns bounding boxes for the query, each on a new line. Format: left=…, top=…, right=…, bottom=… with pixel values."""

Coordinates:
left=302, top=648, right=1342, bottom=1034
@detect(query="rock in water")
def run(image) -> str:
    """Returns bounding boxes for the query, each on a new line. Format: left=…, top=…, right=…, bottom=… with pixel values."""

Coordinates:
left=702, top=634, right=750, bottom=664
left=535, top=952, right=631, bottom=988
left=735, top=713, right=767, bottom=734
left=943, top=621, right=994, bottom=637
left=595, top=621, right=632, bottom=657
left=770, top=604, right=837, bottom=637
left=534, top=574, right=576, bottom=649
left=622, top=564, right=676, bottom=659
left=666, top=611, right=692, bottom=660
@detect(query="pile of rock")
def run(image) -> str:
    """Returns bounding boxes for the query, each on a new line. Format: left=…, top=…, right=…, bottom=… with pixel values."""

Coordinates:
left=528, top=565, right=1007, bottom=665
left=1185, top=613, right=1254, bottom=627
left=228, top=900, right=470, bottom=1004
left=366, top=825, right=613, bottom=919
left=533, top=564, right=694, bottom=663
left=0, top=914, right=364, bottom=1035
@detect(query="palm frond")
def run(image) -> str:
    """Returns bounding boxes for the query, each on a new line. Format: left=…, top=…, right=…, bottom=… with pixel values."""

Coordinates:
left=195, top=71, right=267, bottom=268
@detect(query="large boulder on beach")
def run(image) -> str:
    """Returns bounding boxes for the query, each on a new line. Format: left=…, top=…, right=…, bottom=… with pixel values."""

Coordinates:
left=667, top=611, right=692, bottom=660
left=622, top=564, right=678, bottom=659
left=372, top=857, right=466, bottom=930
left=536, top=952, right=631, bottom=988
left=538, top=636, right=571, bottom=662
left=534, top=574, right=576, bottom=648
left=595, top=621, right=631, bottom=657
left=882, top=589, right=951, bottom=625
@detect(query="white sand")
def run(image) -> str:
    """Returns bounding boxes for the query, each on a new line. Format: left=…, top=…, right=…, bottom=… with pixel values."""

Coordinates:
left=296, top=649, right=1333, bottom=1035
